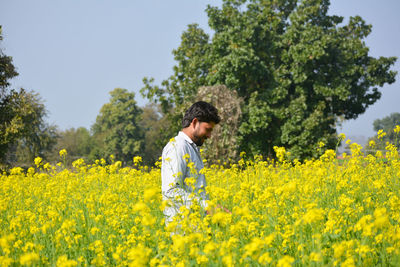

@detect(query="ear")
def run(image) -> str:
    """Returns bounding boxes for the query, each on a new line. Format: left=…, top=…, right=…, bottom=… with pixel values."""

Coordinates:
left=191, top=118, right=199, bottom=128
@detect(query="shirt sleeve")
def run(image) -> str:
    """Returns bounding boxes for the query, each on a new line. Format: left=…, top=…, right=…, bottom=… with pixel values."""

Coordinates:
left=161, top=143, right=206, bottom=210
left=162, top=144, right=192, bottom=201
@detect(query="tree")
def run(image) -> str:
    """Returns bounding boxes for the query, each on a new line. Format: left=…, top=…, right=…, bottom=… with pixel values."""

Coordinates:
left=1, top=26, right=58, bottom=168
left=3, top=90, right=57, bottom=168
left=0, top=26, right=18, bottom=97
left=196, top=85, right=243, bottom=163
left=373, top=113, right=400, bottom=133
left=141, top=0, right=397, bottom=160
left=47, top=127, right=94, bottom=164
left=139, top=103, right=165, bottom=166
left=91, top=88, right=144, bottom=164
left=1, top=25, right=20, bottom=163
left=367, top=113, right=400, bottom=151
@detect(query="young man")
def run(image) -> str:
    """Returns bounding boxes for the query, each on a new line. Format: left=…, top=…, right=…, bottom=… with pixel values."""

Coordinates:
left=161, top=101, right=220, bottom=224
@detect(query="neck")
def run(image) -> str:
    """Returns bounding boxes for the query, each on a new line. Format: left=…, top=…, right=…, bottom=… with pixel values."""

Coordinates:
left=182, top=128, right=194, bottom=142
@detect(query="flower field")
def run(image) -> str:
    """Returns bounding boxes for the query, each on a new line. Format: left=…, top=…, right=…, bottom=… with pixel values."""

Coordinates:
left=1, top=140, right=400, bottom=266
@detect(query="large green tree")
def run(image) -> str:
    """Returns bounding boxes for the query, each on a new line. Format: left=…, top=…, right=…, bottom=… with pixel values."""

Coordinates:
left=1, top=25, right=19, bottom=163
left=5, top=90, right=58, bottom=167
left=141, top=0, right=397, bottom=160
left=92, top=88, right=144, bottom=164
left=1, top=26, right=57, bottom=167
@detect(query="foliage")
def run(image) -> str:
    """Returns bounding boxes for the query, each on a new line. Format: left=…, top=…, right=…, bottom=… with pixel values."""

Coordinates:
left=47, top=127, right=94, bottom=165
left=373, top=112, right=400, bottom=134
left=367, top=113, right=400, bottom=152
left=0, top=25, right=20, bottom=164
left=139, top=103, right=165, bottom=166
left=0, top=26, right=18, bottom=96
left=141, top=0, right=397, bottom=160
left=91, top=88, right=144, bottom=164
left=1, top=137, right=400, bottom=266
left=196, top=85, right=243, bottom=163
left=1, top=89, right=57, bottom=168
left=5, top=91, right=57, bottom=168
left=1, top=26, right=57, bottom=169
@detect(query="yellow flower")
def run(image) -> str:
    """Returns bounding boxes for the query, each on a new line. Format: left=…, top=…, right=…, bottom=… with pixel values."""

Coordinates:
left=309, top=252, right=322, bottom=262
left=127, top=244, right=152, bottom=266
left=0, top=256, right=13, bottom=267
left=242, top=237, right=265, bottom=259
left=56, top=255, right=78, bottom=267
left=386, top=247, right=395, bottom=254
left=204, top=241, right=217, bottom=254
left=375, top=150, right=383, bottom=158
left=183, top=153, right=190, bottom=161
left=369, top=140, right=376, bottom=147
left=43, top=162, right=51, bottom=170
left=222, top=254, right=234, bottom=267
left=142, top=214, right=156, bottom=226
left=377, top=129, right=386, bottom=139
left=9, top=167, right=24, bottom=175
left=132, top=202, right=148, bottom=213
left=20, top=252, right=39, bottom=266
left=341, top=257, right=355, bottom=267
left=143, top=187, right=159, bottom=203
left=2, top=133, right=400, bottom=266
left=211, top=212, right=231, bottom=227
left=34, top=157, right=42, bottom=167
left=394, top=125, right=400, bottom=134
left=302, top=208, right=324, bottom=224
left=273, top=146, right=287, bottom=162
left=90, top=227, right=100, bottom=235
left=133, top=156, right=142, bottom=166
left=196, top=255, right=208, bottom=265
left=59, top=149, right=67, bottom=158
left=373, top=208, right=389, bottom=229
left=258, top=252, right=272, bottom=265
left=320, top=149, right=336, bottom=162
left=277, top=255, right=294, bottom=267
left=356, top=245, right=372, bottom=256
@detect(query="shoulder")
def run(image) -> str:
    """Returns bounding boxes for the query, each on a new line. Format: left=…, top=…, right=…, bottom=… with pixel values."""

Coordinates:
left=162, top=135, right=189, bottom=157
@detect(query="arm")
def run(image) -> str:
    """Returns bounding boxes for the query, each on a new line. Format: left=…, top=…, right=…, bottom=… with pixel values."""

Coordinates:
left=161, top=144, right=193, bottom=204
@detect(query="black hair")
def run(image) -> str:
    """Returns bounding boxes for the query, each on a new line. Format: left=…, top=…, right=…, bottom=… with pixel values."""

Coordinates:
left=182, top=101, right=220, bottom=128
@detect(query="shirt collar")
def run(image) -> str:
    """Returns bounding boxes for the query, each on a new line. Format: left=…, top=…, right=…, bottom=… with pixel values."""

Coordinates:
left=178, top=131, right=194, bottom=144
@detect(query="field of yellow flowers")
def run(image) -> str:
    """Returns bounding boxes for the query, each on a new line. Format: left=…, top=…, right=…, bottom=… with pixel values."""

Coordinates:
left=1, top=135, right=400, bottom=266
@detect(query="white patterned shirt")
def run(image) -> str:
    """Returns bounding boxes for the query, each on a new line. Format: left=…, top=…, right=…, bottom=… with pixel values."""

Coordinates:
left=161, top=131, right=209, bottom=221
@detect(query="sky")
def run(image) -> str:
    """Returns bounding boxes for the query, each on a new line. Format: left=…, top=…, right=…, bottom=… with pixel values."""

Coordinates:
left=1, top=0, right=399, bottom=141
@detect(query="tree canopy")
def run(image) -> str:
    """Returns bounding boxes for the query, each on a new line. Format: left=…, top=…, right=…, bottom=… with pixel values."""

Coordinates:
left=1, top=26, right=57, bottom=168
left=46, top=127, right=94, bottom=165
left=139, top=103, right=165, bottom=166
left=141, top=0, right=397, bottom=160
left=0, top=26, right=18, bottom=95
left=368, top=112, right=400, bottom=151
left=91, top=88, right=144, bottom=164
left=373, top=113, right=400, bottom=133
left=4, top=90, right=58, bottom=167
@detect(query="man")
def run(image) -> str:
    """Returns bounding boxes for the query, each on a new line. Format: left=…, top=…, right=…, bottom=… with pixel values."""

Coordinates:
left=161, top=101, right=220, bottom=224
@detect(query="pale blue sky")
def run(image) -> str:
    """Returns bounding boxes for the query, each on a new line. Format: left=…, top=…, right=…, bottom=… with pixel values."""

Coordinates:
left=1, top=0, right=399, bottom=139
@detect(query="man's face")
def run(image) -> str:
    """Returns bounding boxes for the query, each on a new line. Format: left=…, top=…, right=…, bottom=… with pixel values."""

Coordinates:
left=192, top=121, right=216, bottom=146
